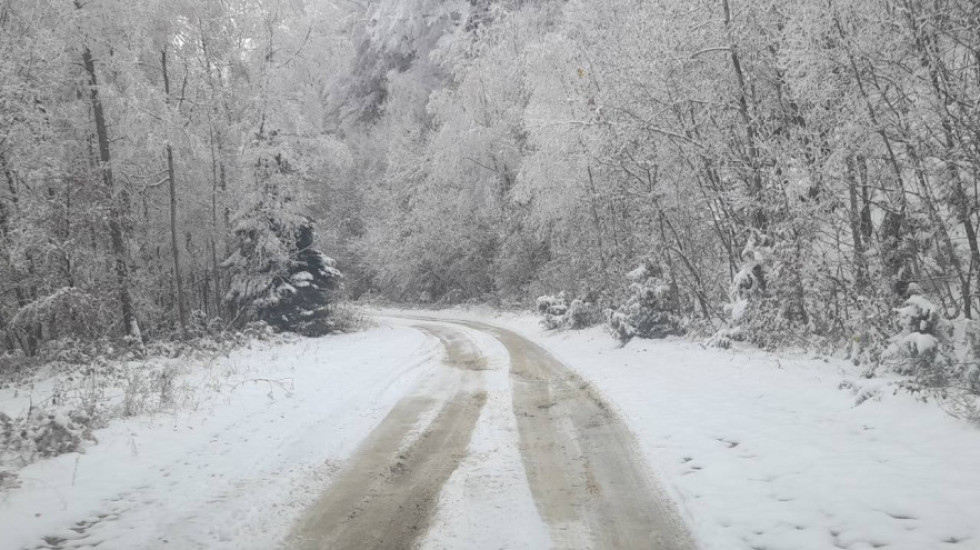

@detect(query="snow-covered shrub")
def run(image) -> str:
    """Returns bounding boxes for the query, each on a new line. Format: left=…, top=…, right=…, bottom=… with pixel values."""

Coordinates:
left=838, top=379, right=884, bottom=406
left=880, top=288, right=958, bottom=389
left=938, top=325, right=980, bottom=424
left=6, top=287, right=109, bottom=352
left=536, top=292, right=601, bottom=330
left=727, top=230, right=821, bottom=350
left=122, top=364, right=177, bottom=417
left=184, top=310, right=226, bottom=340
left=942, top=390, right=980, bottom=425
left=1, top=409, right=94, bottom=464
left=606, top=262, right=683, bottom=344
left=962, top=329, right=980, bottom=395
left=32, top=413, right=89, bottom=457
left=878, top=296, right=980, bottom=424
left=0, top=353, right=31, bottom=379
left=725, top=231, right=779, bottom=349
left=705, top=327, right=744, bottom=349
left=326, top=304, right=372, bottom=333
left=120, top=361, right=186, bottom=416
left=842, top=294, right=893, bottom=369
left=567, top=298, right=602, bottom=329
left=0, top=412, right=13, bottom=452
left=0, top=468, right=17, bottom=490
left=537, top=292, right=568, bottom=330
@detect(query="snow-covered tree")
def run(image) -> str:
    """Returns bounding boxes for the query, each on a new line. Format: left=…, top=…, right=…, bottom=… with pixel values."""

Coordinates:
left=223, top=214, right=342, bottom=336
left=881, top=287, right=956, bottom=386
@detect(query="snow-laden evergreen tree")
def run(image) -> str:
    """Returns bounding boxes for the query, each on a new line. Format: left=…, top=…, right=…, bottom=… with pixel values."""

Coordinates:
left=222, top=135, right=343, bottom=336
left=879, top=285, right=963, bottom=391
left=223, top=214, right=342, bottom=336
left=881, top=287, right=952, bottom=378
left=262, top=223, right=344, bottom=337
left=877, top=285, right=980, bottom=421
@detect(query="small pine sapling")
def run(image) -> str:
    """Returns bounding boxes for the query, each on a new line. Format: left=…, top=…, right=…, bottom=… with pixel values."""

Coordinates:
left=880, top=285, right=957, bottom=389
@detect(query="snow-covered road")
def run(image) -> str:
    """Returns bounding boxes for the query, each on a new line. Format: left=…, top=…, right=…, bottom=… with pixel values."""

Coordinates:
left=290, top=317, right=694, bottom=549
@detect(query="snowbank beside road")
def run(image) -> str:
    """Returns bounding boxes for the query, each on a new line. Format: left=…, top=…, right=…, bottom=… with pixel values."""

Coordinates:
left=399, top=307, right=980, bottom=550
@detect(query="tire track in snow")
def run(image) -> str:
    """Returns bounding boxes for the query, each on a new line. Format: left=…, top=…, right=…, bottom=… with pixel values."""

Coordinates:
left=418, top=317, right=697, bottom=550
left=287, top=325, right=487, bottom=550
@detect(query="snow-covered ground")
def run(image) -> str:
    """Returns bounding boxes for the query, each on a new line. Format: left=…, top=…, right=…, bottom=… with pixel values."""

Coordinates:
left=410, top=307, right=980, bottom=550
left=3, top=307, right=980, bottom=550
left=0, top=326, right=443, bottom=550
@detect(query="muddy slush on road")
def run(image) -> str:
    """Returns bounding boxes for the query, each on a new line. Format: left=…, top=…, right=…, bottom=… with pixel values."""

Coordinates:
left=286, top=317, right=696, bottom=550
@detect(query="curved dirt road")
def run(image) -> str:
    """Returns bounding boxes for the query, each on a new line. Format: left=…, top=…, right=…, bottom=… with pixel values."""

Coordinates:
left=288, top=318, right=695, bottom=550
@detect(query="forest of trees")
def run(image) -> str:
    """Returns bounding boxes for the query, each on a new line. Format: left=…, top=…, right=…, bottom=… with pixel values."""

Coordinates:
left=3, top=0, right=980, bottom=395
left=0, top=0, right=353, bottom=351
left=336, top=0, right=980, bottom=376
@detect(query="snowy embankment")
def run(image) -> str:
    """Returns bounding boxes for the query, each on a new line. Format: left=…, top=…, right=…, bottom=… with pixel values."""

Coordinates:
left=402, top=307, right=980, bottom=550
left=0, top=326, right=441, bottom=550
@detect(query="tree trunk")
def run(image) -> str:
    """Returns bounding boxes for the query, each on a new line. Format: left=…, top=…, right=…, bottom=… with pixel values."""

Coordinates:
left=0, top=152, right=36, bottom=354
left=79, top=39, right=141, bottom=339
left=721, top=0, right=765, bottom=228
left=585, top=166, right=608, bottom=282
left=846, top=157, right=869, bottom=290
left=162, top=47, right=188, bottom=336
